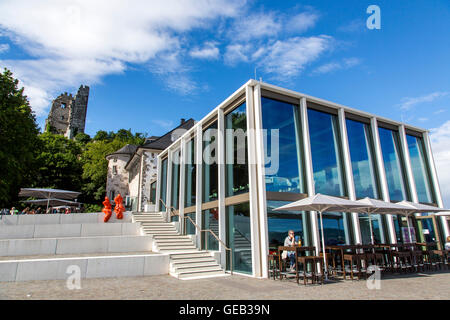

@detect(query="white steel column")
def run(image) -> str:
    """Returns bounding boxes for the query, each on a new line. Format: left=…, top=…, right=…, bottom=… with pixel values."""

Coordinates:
left=371, top=117, right=397, bottom=243
left=246, top=84, right=262, bottom=277
left=217, top=107, right=227, bottom=267
left=252, top=83, right=269, bottom=278
left=165, top=150, right=173, bottom=222
left=300, top=97, right=321, bottom=255
left=178, top=138, right=186, bottom=234
left=338, top=108, right=362, bottom=244
left=155, top=156, right=162, bottom=212
left=195, top=125, right=203, bottom=248
left=423, top=131, right=450, bottom=238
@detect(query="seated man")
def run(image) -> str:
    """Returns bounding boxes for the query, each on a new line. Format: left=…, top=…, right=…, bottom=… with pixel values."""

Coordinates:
left=284, top=230, right=297, bottom=271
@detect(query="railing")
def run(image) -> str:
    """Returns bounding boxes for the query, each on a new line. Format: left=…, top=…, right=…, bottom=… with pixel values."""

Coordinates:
left=159, top=199, right=178, bottom=218
left=183, top=214, right=233, bottom=275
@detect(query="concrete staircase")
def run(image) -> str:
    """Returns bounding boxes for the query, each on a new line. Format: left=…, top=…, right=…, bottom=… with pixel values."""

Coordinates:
left=133, top=212, right=229, bottom=280
left=0, top=212, right=169, bottom=282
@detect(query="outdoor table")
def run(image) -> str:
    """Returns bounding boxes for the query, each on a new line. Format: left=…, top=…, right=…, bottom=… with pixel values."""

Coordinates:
left=296, top=255, right=324, bottom=285
left=277, top=246, right=316, bottom=283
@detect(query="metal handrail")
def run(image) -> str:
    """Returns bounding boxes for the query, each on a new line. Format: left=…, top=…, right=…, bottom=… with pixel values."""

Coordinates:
left=159, top=199, right=178, bottom=217
left=183, top=215, right=233, bottom=275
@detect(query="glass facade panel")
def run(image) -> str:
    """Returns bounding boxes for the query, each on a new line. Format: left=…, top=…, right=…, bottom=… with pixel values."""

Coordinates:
left=346, top=119, right=379, bottom=199
left=184, top=138, right=196, bottom=207
left=202, top=121, right=218, bottom=203
left=185, top=212, right=196, bottom=235
left=260, top=97, right=304, bottom=193
left=226, top=202, right=252, bottom=274
left=308, top=108, right=346, bottom=197
left=318, top=212, right=348, bottom=245
left=359, top=213, right=383, bottom=244
left=225, top=102, right=249, bottom=197
left=378, top=127, right=408, bottom=201
left=266, top=200, right=306, bottom=248
left=202, top=208, right=219, bottom=251
left=170, top=150, right=180, bottom=210
left=159, top=158, right=168, bottom=211
left=406, top=134, right=434, bottom=203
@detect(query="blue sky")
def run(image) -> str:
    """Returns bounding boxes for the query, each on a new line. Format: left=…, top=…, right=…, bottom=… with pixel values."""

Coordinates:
left=1, top=0, right=450, bottom=203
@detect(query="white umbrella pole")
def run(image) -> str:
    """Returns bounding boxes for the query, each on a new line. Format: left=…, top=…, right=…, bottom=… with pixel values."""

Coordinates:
left=319, top=211, right=328, bottom=280
left=368, top=213, right=375, bottom=245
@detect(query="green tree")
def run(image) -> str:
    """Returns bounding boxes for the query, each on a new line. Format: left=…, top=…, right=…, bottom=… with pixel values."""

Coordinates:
left=74, top=132, right=91, bottom=144
left=0, top=68, right=39, bottom=207
left=34, top=132, right=83, bottom=192
left=80, top=129, right=146, bottom=206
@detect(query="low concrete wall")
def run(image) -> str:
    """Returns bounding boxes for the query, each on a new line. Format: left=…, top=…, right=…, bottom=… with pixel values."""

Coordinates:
left=0, top=212, right=133, bottom=226
left=0, top=253, right=169, bottom=282
left=0, top=235, right=153, bottom=256
left=0, top=222, right=140, bottom=239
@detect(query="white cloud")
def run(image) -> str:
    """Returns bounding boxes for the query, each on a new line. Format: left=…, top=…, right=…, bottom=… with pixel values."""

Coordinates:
left=434, top=109, right=446, bottom=115
left=189, top=42, right=219, bottom=60
left=286, top=12, right=319, bottom=33
left=430, top=120, right=450, bottom=206
left=224, top=44, right=251, bottom=65
left=259, top=36, right=333, bottom=80
left=229, top=12, right=281, bottom=42
left=398, top=92, right=449, bottom=111
left=0, top=43, right=9, bottom=53
left=0, top=0, right=244, bottom=115
left=313, top=57, right=361, bottom=74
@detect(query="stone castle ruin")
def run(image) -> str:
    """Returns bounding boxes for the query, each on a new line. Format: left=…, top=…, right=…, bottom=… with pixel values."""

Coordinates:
left=45, top=85, right=89, bottom=138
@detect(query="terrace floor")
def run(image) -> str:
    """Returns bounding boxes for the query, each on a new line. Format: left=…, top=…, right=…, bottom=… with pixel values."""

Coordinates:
left=1, top=270, right=449, bottom=300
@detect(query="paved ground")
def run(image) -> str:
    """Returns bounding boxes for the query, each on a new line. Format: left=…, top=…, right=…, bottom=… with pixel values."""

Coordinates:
left=1, top=270, right=449, bottom=300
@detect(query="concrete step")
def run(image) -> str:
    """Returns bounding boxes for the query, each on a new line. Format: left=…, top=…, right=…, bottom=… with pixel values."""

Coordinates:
left=170, top=252, right=212, bottom=260
left=172, top=261, right=219, bottom=271
left=155, top=239, right=193, bottom=244
left=159, top=248, right=199, bottom=253
left=177, top=270, right=229, bottom=280
left=142, top=231, right=179, bottom=235
left=175, top=266, right=225, bottom=278
left=143, top=227, right=177, bottom=231
left=170, top=257, right=216, bottom=265
left=153, top=235, right=191, bottom=239
left=157, top=245, right=197, bottom=250
left=0, top=235, right=153, bottom=256
left=0, top=253, right=169, bottom=282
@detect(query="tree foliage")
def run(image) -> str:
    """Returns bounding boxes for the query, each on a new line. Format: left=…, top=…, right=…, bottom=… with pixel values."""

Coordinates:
left=0, top=69, right=39, bottom=207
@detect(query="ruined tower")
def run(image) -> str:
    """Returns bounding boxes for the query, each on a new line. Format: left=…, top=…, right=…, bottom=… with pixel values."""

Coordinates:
left=45, top=85, right=89, bottom=139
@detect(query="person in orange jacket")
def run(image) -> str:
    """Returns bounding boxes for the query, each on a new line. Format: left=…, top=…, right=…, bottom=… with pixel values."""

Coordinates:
left=102, top=196, right=112, bottom=222
left=114, top=193, right=125, bottom=219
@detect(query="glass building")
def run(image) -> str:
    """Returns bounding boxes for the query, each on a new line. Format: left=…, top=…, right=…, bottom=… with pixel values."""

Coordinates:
left=155, top=80, right=449, bottom=278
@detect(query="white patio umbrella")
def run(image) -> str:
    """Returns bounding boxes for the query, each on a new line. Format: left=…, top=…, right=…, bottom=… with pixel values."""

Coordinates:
left=395, top=201, right=450, bottom=244
left=19, top=188, right=81, bottom=211
left=354, top=198, right=411, bottom=245
left=274, top=193, right=372, bottom=280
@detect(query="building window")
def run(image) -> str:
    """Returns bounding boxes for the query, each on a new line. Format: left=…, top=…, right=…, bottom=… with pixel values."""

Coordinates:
left=113, top=157, right=117, bottom=163
left=225, top=102, right=249, bottom=197
left=260, top=97, right=305, bottom=194
left=150, top=181, right=156, bottom=204
left=185, top=212, right=196, bottom=235
left=61, top=103, right=66, bottom=109
left=378, top=127, right=409, bottom=201
left=184, top=137, right=196, bottom=208
left=202, top=208, right=219, bottom=250
left=308, top=107, right=346, bottom=197
left=202, top=121, right=218, bottom=203
left=226, top=202, right=252, bottom=274
left=112, top=165, right=117, bottom=175
left=406, top=134, right=434, bottom=203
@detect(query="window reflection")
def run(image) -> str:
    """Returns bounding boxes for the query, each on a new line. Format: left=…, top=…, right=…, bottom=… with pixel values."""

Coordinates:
left=225, top=103, right=249, bottom=197
left=202, top=121, right=218, bottom=203
left=378, top=127, right=408, bottom=201
left=184, top=138, right=196, bottom=207
left=406, top=134, right=434, bottom=203
left=308, top=108, right=346, bottom=197
left=346, top=119, right=379, bottom=199
left=170, top=150, right=180, bottom=210
left=202, top=208, right=219, bottom=251
left=159, top=158, right=168, bottom=211
left=260, top=97, right=304, bottom=194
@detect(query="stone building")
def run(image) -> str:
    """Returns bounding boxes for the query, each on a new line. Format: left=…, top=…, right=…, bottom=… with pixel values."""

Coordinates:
left=105, top=119, right=195, bottom=211
left=45, top=85, right=89, bottom=138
